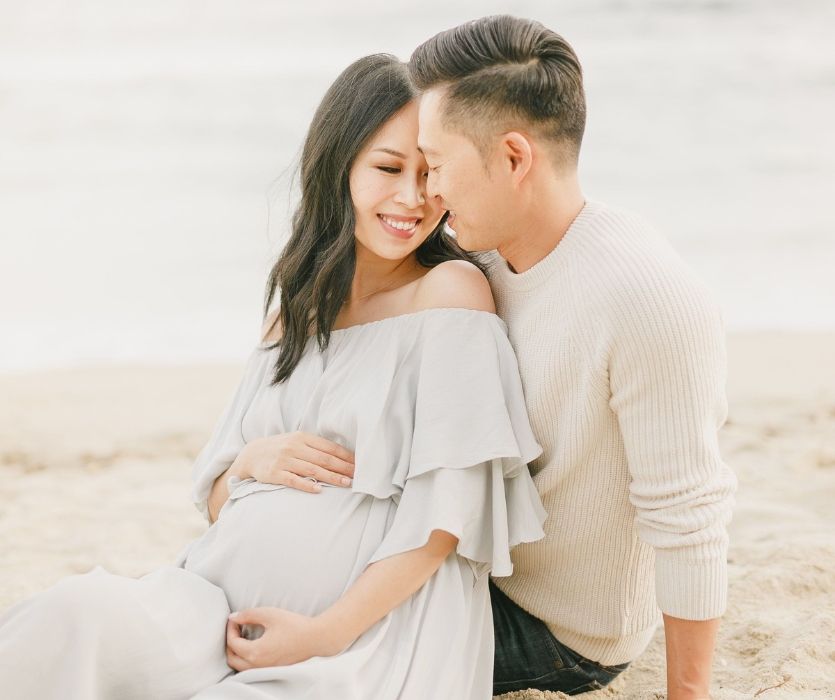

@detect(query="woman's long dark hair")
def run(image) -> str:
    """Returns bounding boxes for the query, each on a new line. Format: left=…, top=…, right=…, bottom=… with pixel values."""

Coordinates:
left=262, top=54, right=485, bottom=384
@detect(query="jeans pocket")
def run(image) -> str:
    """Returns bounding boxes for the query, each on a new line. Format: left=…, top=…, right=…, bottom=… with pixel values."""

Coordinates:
left=543, top=631, right=581, bottom=671
left=596, top=661, right=629, bottom=681
left=493, top=623, right=573, bottom=687
left=567, top=658, right=629, bottom=692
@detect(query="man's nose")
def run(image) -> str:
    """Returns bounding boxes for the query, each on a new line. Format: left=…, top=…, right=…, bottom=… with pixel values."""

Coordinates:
left=425, top=171, right=440, bottom=200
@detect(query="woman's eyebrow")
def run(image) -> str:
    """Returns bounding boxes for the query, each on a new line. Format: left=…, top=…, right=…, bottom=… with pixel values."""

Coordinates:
left=372, top=147, right=407, bottom=158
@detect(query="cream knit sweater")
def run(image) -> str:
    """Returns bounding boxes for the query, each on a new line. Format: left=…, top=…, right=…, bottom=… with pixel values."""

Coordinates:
left=485, top=200, right=737, bottom=666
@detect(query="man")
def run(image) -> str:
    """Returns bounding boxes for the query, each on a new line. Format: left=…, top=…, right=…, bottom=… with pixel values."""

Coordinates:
left=408, top=15, right=737, bottom=699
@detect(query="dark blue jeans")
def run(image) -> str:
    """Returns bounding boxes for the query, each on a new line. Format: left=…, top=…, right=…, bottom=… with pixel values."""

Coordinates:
left=490, top=579, right=629, bottom=696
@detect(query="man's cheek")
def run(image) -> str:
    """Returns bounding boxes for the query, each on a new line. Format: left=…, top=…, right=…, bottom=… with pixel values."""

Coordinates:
left=436, top=175, right=453, bottom=206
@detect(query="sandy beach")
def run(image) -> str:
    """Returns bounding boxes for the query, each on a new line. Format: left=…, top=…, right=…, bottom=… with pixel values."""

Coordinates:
left=1, top=332, right=833, bottom=698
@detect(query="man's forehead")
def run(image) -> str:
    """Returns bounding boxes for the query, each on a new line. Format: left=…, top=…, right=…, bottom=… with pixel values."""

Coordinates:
left=418, top=87, right=446, bottom=110
left=417, top=89, right=448, bottom=154
left=418, top=88, right=449, bottom=122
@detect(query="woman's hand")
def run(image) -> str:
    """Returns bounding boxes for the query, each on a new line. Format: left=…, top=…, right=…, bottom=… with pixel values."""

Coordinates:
left=225, top=607, right=347, bottom=670
left=232, top=432, right=355, bottom=493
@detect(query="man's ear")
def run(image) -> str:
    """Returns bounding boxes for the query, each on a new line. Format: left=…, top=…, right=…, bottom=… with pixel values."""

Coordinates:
left=501, top=131, right=533, bottom=185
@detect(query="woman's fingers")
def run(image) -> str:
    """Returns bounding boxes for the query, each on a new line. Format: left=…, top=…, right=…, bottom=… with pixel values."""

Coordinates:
left=228, top=609, right=264, bottom=626
left=226, top=619, right=254, bottom=671
left=281, top=468, right=324, bottom=493
left=290, top=454, right=353, bottom=487
left=252, top=462, right=323, bottom=492
left=297, top=444, right=354, bottom=476
left=300, top=433, right=355, bottom=466
left=227, top=617, right=265, bottom=664
left=227, top=643, right=253, bottom=671
left=227, top=633, right=253, bottom=660
left=226, top=648, right=251, bottom=672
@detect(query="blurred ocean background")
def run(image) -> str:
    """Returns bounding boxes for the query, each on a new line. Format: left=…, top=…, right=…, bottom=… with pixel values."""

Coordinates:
left=1, top=0, right=833, bottom=371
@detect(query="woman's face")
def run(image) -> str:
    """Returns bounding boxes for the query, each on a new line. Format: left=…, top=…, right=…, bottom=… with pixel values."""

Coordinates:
left=349, top=100, right=445, bottom=261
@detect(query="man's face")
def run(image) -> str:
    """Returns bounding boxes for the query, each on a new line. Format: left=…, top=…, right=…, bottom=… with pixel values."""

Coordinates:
left=417, top=89, right=512, bottom=252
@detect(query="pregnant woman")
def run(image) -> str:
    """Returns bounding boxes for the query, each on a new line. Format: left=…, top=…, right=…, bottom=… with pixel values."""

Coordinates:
left=0, top=54, right=547, bottom=699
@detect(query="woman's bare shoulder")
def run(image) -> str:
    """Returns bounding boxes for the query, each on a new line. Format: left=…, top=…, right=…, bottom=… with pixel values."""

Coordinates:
left=413, top=260, right=496, bottom=314
left=261, top=308, right=283, bottom=343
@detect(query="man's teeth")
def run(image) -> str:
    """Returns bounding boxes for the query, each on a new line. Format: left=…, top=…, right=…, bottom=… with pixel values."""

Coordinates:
left=381, top=215, right=418, bottom=231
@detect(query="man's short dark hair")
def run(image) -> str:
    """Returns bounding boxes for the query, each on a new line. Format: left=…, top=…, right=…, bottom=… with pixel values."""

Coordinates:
left=409, top=15, right=586, bottom=166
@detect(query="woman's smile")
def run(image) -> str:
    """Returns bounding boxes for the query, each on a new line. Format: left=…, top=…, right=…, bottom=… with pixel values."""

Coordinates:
left=377, top=213, right=422, bottom=240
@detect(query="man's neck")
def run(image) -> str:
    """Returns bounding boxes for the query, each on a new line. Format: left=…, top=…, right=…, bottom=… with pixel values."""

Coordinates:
left=497, top=176, right=586, bottom=274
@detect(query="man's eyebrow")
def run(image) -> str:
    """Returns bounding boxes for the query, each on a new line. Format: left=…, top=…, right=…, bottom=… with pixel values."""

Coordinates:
left=372, top=148, right=407, bottom=158
left=417, top=145, right=438, bottom=156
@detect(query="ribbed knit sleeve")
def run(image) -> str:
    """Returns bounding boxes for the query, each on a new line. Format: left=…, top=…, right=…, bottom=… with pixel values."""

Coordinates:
left=608, top=266, right=737, bottom=620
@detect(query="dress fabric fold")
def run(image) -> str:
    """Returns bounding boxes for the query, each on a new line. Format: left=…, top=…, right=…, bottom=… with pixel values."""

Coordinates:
left=0, top=307, right=547, bottom=700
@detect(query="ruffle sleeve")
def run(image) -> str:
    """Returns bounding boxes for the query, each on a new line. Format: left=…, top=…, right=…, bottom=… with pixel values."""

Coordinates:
left=189, top=345, right=273, bottom=522
left=363, top=310, right=548, bottom=577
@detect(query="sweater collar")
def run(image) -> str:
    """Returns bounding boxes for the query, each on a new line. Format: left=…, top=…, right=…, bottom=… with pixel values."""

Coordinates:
left=487, top=199, right=604, bottom=294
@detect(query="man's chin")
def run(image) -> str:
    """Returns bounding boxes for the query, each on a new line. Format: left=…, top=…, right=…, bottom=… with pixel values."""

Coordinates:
left=443, top=224, right=465, bottom=246
left=444, top=217, right=489, bottom=252
left=443, top=220, right=459, bottom=239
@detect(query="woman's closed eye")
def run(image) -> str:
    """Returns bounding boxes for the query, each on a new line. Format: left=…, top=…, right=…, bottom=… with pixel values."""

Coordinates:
left=376, top=166, right=401, bottom=174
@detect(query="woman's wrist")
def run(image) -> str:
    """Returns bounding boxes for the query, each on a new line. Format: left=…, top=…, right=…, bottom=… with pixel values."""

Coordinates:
left=311, top=611, right=354, bottom=657
left=229, top=442, right=254, bottom=480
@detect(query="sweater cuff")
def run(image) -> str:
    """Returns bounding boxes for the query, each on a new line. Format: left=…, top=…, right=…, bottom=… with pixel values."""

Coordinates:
left=654, top=550, right=728, bottom=620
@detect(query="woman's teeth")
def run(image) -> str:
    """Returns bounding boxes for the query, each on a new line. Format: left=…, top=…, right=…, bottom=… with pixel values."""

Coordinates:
left=380, top=215, right=418, bottom=231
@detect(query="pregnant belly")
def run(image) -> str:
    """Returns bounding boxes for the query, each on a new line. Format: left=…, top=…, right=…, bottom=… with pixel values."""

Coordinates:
left=183, top=481, right=395, bottom=615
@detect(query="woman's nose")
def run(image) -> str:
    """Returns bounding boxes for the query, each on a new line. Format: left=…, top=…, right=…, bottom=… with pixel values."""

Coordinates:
left=393, top=176, right=426, bottom=208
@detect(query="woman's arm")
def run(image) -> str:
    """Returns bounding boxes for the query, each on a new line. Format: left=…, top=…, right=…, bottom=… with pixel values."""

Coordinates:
left=225, top=529, right=459, bottom=668
left=315, top=529, right=459, bottom=652
left=206, top=464, right=237, bottom=524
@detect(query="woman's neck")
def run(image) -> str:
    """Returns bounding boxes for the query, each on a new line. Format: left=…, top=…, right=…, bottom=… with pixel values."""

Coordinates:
left=346, top=248, right=422, bottom=307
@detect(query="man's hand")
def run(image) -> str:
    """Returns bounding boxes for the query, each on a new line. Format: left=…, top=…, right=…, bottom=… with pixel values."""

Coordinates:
left=225, top=607, right=345, bottom=671
left=663, top=614, right=720, bottom=700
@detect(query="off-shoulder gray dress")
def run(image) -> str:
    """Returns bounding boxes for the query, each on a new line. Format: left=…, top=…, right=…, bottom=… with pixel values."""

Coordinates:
left=0, top=308, right=547, bottom=700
